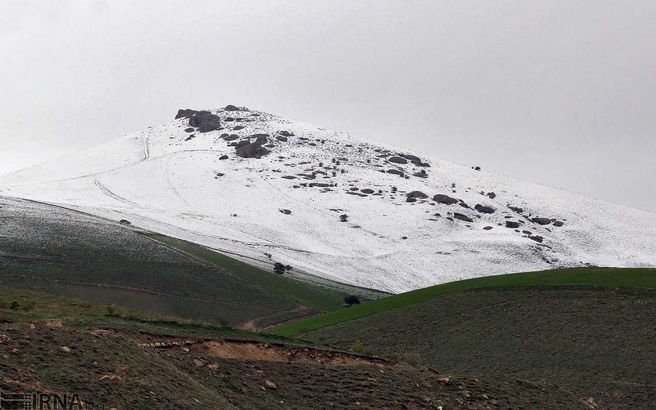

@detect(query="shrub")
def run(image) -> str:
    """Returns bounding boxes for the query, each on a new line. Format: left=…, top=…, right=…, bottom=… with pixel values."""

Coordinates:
left=344, top=295, right=361, bottom=306
left=340, top=214, right=349, bottom=223
left=273, top=262, right=286, bottom=275
left=351, top=338, right=364, bottom=353
left=9, top=301, right=20, bottom=310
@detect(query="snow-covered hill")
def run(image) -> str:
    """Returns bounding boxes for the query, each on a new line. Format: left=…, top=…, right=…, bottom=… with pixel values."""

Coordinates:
left=2, top=106, right=655, bottom=293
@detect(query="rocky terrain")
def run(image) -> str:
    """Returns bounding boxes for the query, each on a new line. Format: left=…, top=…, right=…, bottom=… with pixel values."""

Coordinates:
left=1, top=105, right=655, bottom=292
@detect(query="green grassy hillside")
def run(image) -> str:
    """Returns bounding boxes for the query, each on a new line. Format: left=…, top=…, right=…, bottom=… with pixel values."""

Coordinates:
left=0, top=197, right=382, bottom=329
left=270, top=267, right=656, bottom=336
left=302, top=285, right=656, bottom=409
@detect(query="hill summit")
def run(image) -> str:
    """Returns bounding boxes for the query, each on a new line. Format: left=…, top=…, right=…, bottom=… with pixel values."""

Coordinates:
left=1, top=105, right=655, bottom=292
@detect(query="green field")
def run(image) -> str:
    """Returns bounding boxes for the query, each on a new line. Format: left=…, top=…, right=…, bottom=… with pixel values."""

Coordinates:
left=302, top=285, right=656, bottom=409
left=270, top=267, right=656, bottom=336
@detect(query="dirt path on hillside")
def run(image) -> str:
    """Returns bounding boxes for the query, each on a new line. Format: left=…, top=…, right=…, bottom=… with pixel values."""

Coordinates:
left=113, top=331, right=392, bottom=367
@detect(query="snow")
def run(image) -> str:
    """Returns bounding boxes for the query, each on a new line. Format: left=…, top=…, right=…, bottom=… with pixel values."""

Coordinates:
left=1, top=107, right=655, bottom=293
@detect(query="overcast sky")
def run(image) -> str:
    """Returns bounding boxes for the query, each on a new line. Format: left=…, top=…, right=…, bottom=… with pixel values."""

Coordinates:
left=1, top=0, right=655, bottom=211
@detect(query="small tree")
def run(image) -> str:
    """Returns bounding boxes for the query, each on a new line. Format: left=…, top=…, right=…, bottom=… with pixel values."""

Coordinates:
left=344, top=295, right=361, bottom=306
left=273, top=262, right=286, bottom=275
left=339, top=214, right=348, bottom=223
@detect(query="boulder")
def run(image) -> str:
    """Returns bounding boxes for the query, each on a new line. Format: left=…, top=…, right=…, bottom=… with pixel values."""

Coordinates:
left=508, top=205, right=524, bottom=213
left=279, top=130, right=294, bottom=137
left=236, top=143, right=270, bottom=158
left=223, top=134, right=239, bottom=141
left=235, top=135, right=270, bottom=159
left=387, top=169, right=405, bottom=176
left=275, top=135, right=288, bottom=142
left=175, top=109, right=198, bottom=119
left=532, top=217, right=552, bottom=225
left=474, top=204, right=496, bottom=214
left=224, top=104, right=240, bottom=111
left=398, top=153, right=421, bottom=162
left=505, top=221, right=521, bottom=228
left=553, top=220, right=564, bottom=227
left=433, top=194, right=459, bottom=205
left=388, top=156, right=408, bottom=164
left=406, top=191, right=428, bottom=200
left=279, top=209, right=292, bottom=215
left=188, top=111, right=221, bottom=133
left=453, top=213, right=473, bottom=222
left=219, top=155, right=229, bottom=160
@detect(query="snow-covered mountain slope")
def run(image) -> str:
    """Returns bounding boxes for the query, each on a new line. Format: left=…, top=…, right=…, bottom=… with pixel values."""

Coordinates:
left=2, top=106, right=655, bottom=293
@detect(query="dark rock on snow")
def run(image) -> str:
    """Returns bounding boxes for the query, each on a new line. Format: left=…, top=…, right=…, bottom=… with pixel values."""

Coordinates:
left=189, top=111, right=222, bottom=133
left=453, top=213, right=474, bottom=222
left=433, top=194, right=459, bottom=205
left=175, top=109, right=198, bottom=119
left=532, top=217, right=552, bottom=225
left=474, top=204, right=496, bottom=214
left=235, top=135, right=270, bottom=159
left=388, top=156, right=408, bottom=165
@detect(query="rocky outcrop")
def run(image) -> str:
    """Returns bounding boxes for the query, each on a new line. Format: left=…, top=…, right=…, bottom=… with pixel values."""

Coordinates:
left=235, top=134, right=270, bottom=159
left=474, top=204, right=496, bottom=214
left=190, top=111, right=221, bottom=133
left=433, top=194, right=459, bottom=205
left=406, top=191, right=428, bottom=200
left=505, top=221, right=521, bottom=228
left=531, top=217, right=552, bottom=225
left=453, top=213, right=473, bottom=222
left=388, top=156, right=408, bottom=165
left=175, top=109, right=198, bottom=119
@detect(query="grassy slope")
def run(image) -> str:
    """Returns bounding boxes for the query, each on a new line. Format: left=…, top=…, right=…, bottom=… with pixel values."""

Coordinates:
left=0, top=287, right=584, bottom=409
left=270, top=267, right=656, bottom=336
left=303, top=286, right=656, bottom=409
left=146, top=234, right=351, bottom=313
left=1, top=197, right=384, bottom=327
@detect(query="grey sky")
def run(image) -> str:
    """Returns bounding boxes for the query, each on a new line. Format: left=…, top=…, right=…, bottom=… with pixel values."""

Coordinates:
left=1, top=0, right=655, bottom=211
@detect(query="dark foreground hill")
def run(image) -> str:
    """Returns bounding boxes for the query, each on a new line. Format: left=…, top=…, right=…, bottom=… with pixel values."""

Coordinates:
left=0, top=287, right=586, bottom=409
